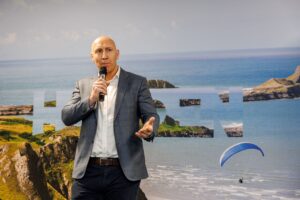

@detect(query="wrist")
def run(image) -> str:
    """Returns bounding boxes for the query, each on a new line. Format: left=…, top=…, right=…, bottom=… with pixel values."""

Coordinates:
left=88, top=96, right=96, bottom=108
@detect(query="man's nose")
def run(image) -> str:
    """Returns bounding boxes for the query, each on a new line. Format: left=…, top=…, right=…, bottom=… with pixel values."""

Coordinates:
left=102, top=51, right=108, bottom=59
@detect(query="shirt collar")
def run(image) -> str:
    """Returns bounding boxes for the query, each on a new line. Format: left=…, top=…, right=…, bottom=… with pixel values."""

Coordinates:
left=110, top=66, right=120, bottom=81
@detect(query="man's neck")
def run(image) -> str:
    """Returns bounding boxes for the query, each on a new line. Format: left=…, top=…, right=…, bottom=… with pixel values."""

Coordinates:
left=106, top=65, right=119, bottom=81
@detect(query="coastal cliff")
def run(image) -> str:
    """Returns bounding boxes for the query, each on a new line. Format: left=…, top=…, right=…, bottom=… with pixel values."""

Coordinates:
left=243, top=66, right=300, bottom=101
left=0, top=143, right=51, bottom=200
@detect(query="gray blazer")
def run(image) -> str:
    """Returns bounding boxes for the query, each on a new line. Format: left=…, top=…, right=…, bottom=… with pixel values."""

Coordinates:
left=61, top=68, right=159, bottom=181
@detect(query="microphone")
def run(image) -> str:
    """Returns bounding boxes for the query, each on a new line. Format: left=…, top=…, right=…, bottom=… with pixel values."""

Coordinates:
left=98, top=66, right=107, bottom=102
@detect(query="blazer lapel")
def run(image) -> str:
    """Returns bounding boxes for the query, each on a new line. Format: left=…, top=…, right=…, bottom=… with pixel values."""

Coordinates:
left=114, top=68, right=128, bottom=121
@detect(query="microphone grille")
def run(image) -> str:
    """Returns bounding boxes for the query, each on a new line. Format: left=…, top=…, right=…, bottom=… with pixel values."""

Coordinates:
left=99, top=66, right=107, bottom=75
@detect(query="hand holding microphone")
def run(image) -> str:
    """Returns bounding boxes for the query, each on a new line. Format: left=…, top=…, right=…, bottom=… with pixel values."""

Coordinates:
left=88, top=66, right=107, bottom=107
left=98, top=67, right=107, bottom=102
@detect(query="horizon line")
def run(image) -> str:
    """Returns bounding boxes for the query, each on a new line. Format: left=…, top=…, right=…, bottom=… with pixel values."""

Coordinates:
left=0, top=46, right=300, bottom=62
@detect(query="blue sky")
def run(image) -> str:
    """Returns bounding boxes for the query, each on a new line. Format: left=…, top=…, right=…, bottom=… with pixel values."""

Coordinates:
left=0, top=0, right=300, bottom=60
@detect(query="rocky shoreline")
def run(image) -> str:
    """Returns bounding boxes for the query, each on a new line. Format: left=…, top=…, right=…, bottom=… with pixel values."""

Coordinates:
left=153, top=99, right=166, bottom=109
left=158, top=126, right=214, bottom=137
left=243, top=66, right=300, bottom=102
left=179, top=99, right=201, bottom=106
left=147, top=79, right=176, bottom=88
left=158, top=115, right=213, bottom=137
left=223, top=125, right=243, bottom=137
left=219, top=92, right=229, bottom=103
left=0, top=105, right=33, bottom=115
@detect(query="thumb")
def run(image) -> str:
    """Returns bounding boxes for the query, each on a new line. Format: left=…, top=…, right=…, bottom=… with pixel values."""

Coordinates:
left=147, top=117, right=155, bottom=125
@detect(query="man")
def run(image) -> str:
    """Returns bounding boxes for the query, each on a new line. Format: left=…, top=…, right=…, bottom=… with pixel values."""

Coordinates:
left=61, top=36, right=159, bottom=200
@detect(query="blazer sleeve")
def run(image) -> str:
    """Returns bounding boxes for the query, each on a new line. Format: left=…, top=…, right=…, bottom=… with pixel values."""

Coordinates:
left=61, top=81, right=95, bottom=126
left=138, top=78, right=160, bottom=142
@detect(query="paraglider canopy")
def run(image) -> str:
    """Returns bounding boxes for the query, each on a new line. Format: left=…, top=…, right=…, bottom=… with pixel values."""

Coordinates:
left=220, top=142, right=264, bottom=167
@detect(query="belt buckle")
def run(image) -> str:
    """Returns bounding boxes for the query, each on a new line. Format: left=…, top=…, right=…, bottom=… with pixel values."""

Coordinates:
left=100, top=158, right=113, bottom=166
left=99, top=158, right=106, bottom=165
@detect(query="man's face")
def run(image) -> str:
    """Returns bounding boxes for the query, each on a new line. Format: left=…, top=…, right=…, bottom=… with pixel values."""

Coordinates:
left=90, top=37, right=119, bottom=74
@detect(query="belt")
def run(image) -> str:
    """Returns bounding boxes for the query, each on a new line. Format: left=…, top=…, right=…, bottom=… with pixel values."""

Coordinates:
left=88, top=157, right=120, bottom=166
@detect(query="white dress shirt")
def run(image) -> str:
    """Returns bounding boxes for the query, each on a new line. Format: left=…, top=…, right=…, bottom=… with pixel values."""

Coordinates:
left=91, top=67, right=120, bottom=158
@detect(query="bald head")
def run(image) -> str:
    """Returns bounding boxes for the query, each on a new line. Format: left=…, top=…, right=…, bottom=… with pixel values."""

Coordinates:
left=91, top=36, right=117, bottom=53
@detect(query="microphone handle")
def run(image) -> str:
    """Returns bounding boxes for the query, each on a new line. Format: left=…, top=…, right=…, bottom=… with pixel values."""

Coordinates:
left=99, top=74, right=106, bottom=102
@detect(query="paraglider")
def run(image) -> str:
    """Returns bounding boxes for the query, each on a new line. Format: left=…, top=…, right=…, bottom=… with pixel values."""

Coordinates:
left=239, top=177, right=243, bottom=184
left=220, top=142, right=265, bottom=183
left=220, top=142, right=264, bottom=167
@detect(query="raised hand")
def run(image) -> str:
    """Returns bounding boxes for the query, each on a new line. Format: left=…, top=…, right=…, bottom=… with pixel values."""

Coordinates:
left=135, top=117, right=155, bottom=139
left=89, top=78, right=107, bottom=106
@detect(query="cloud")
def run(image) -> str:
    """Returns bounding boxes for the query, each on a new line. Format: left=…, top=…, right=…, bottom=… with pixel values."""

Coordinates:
left=83, top=29, right=99, bottom=38
left=125, top=24, right=142, bottom=36
left=152, top=27, right=165, bottom=38
left=0, top=33, right=17, bottom=45
left=33, top=33, right=51, bottom=42
left=171, top=20, right=178, bottom=29
left=22, top=29, right=98, bottom=45
left=11, top=0, right=40, bottom=10
left=24, top=30, right=52, bottom=43
left=61, top=30, right=81, bottom=41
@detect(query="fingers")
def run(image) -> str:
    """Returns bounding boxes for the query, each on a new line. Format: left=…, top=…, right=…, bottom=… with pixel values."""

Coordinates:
left=135, top=129, right=151, bottom=139
left=135, top=117, right=155, bottom=139
left=89, top=79, right=108, bottom=103
left=147, top=117, right=155, bottom=125
left=92, top=84, right=107, bottom=95
left=92, top=79, right=107, bottom=95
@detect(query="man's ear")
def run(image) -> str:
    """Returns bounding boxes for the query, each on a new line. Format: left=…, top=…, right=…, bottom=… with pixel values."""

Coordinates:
left=116, top=49, right=120, bottom=60
left=90, top=52, right=95, bottom=62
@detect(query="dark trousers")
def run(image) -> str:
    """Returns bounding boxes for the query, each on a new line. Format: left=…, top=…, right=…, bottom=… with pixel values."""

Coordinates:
left=71, top=164, right=140, bottom=200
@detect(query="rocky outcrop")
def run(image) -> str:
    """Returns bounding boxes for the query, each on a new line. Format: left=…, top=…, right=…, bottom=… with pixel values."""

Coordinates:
left=179, top=99, right=201, bottom=106
left=243, top=66, right=300, bottom=102
left=0, top=143, right=51, bottom=200
left=0, top=105, right=33, bottom=115
left=153, top=99, right=166, bottom=109
left=147, top=80, right=176, bottom=88
left=219, top=92, right=229, bottom=103
left=158, top=126, right=213, bottom=137
left=223, top=125, right=243, bottom=137
left=287, top=65, right=300, bottom=83
left=39, top=134, right=78, bottom=199
left=0, top=144, right=12, bottom=183
left=163, top=115, right=179, bottom=126
left=40, top=135, right=77, bottom=169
